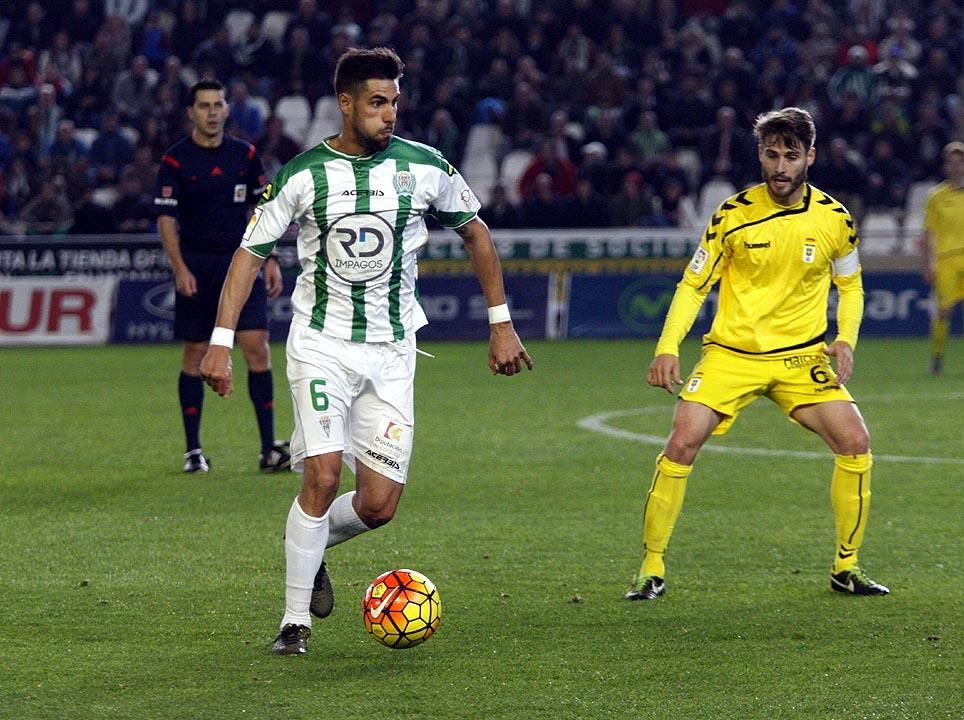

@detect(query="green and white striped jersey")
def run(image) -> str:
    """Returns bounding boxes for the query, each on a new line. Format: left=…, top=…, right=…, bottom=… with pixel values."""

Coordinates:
left=241, top=136, right=480, bottom=342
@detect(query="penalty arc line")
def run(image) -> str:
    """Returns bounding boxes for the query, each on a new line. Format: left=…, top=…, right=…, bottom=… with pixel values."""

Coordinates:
left=577, top=407, right=964, bottom=466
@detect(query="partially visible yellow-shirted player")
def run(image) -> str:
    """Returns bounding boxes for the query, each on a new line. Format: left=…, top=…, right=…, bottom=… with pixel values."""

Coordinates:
left=920, top=141, right=964, bottom=375
left=626, top=107, right=889, bottom=601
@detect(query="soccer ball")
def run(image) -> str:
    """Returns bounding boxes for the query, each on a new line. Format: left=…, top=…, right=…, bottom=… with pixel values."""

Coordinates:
left=362, top=568, right=441, bottom=649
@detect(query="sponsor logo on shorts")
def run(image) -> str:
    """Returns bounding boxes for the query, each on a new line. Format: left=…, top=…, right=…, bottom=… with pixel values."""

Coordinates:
left=685, top=374, right=702, bottom=393
left=783, top=354, right=824, bottom=369
left=365, top=448, right=401, bottom=470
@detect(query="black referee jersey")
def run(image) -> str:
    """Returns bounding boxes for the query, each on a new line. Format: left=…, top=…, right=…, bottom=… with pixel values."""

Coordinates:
left=154, top=134, right=267, bottom=254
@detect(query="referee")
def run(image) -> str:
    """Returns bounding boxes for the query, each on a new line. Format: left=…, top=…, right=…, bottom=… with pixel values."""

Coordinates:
left=155, top=79, right=290, bottom=474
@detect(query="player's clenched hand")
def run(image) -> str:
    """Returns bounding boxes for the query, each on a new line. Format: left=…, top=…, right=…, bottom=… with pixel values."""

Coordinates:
left=200, top=345, right=234, bottom=397
left=488, top=323, right=533, bottom=376
left=825, top=341, right=854, bottom=386
left=174, top=267, right=198, bottom=297
left=648, top=353, right=681, bottom=394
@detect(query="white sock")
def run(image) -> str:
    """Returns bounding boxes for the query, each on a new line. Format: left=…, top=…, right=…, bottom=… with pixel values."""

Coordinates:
left=281, top=496, right=328, bottom=628
left=326, top=491, right=372, bottom=547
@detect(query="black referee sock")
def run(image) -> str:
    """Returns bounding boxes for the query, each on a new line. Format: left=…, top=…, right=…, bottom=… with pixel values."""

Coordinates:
left=178, top=371, right=204, bottom=452
left=248, top=369, right=276, bottom=455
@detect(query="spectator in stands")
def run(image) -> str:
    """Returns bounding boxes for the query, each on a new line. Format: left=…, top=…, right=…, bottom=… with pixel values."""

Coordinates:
left=279, top=26, right=327, bottom=103
left=827, top=45, right=876, bottom=109
left=45, top=118, right=90, bottom=182
left=255, top=115, right=302, bottom=178
left=502, top=81, right=547, bottom=150
left=9, top=2, right=51, bottom=51
left=169, top=0, right=211, bottom=65
left=0, top=61, right=39, bottom=120
left=194, top=24, right=237, bottom=83
left=68, top=64, right=110, bottom=131
left=112, top=55, right=159, bottom=127
left=652, top=176, right=701, bottom=229
left=563, top=178, right=609, bottom=228
left=864, top=137, right=909, bottom=210
left=868, top=93, right=913, bottom=163
left=584, top=52, right=629, bottom=113
left=71, top=181, right=116, bottom=235
left=20, top=175, right=73, bottom=235
left=713, top=47, right=757, bottom=103
left=480, top=182, right=522, bottom=229
left=226, top=80, right=265, bottom=143
left=719, top=1, right=761, bottom=54
left=608, top=170, right=656, bottom=227
left=113, top=168, right=154, bottom=234
left=232, top=19, right=280, bottom=101
left=425, top=108, right=461, bottom=167
left=135, top=10, right=170, bottom=72
left=38, top=30, right=84, bottom=89
left=61, top=0, right=103, bottom=48
left=1, top=156, right=35, bottom=227
left=122, top=143, right=159, bottom=194
left=520, top=172, right=565, bottom=228
left=826, top=89, right=872, bottom=154
left=661, top=69, right=714, bottom=149
left=519, top=137, right=578, bottom=201
left=912, top=101, right=952, bottom=181
left=89, top=112, right=134, bottom=185
left=330, top=6, right=365, bottom=46
left=915, top=46, right=959, bottom=101
left=29, top=85, right=64, bottom=162
left=583, top=108, right=628, bottom=159
left=872, top=45, right=918, bottom=104
left=878, top=14, right=921, bottom=66
left=698, top=106, right=753, bottom=189
left=629, top=110, right=670, bottom=171
left=811, top=136, right=866, bottom=222
left=284, top=0, right=332, bottom=50
left=105, top=0, right=149, bottom=28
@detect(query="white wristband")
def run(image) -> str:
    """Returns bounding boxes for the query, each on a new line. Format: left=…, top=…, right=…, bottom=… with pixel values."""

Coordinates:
left=209, top=326, right=235, bottom=349
left=487, top=303, right=511, bottom=324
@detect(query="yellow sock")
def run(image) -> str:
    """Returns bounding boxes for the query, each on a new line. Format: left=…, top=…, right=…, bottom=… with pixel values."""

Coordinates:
left=638, top=453, right=692, bottom=578
left=831, top=452, right=873, bottom=573
left=931, top=317, right=949, bottom=357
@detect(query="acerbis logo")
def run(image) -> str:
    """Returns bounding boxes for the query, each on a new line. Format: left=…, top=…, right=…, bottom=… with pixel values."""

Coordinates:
left=341, top=189, right=385, bottom=196
left=616, top=276, right=677, bottom=333
left=142, top=282, right=176, bottom=320
left=325, top=212, right=396, bottom=283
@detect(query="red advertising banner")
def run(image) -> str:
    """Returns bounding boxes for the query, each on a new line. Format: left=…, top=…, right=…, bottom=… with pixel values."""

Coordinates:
left=0, top=277, right=118, bottom=345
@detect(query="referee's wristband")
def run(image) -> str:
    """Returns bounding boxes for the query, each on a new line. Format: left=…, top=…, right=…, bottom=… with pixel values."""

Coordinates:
left=487, top=303, right=511, bottom=324
left=209, top=326, right=235, bottom=349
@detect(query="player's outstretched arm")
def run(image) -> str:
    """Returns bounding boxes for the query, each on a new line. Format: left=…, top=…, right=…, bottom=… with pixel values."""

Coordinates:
left=456, top=218, right=533, bottom=376
left=648, top=353, right=682, bottom=394
left=200, top=248, right=265, bottom=397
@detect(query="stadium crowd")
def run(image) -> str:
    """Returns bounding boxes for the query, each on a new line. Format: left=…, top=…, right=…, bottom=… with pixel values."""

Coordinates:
left=0, top=0, right=960, bottom=235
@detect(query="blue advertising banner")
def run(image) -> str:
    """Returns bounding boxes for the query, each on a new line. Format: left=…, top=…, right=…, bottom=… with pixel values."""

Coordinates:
left=111, top=277, right=296, bottom=343
left=566, top=272, right=944, bottom=339
left=415, top=275, right=549, bottom=341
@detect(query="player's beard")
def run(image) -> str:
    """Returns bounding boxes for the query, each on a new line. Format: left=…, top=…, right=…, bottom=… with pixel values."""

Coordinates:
left=762, top=165, right=807, bottom=204
left=354, top=120, right=393, bottom=155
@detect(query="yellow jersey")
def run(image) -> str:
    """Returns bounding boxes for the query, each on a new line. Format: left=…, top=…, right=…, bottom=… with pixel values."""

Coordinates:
left=657, top=183, right=863, bottom=355
left=923, top=181, right=964, bottom=261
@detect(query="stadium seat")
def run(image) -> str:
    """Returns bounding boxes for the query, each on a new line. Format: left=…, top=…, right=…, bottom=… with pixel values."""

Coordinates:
left=261, top=11, right=291, bottom=51
left=859, top=210, right=902, bottom=256
left=499, top=149, right=533, bottom=205
left=902, top=180, right=934, bottom=241
left=463, top=124, right=503, bottom=164
left=224, top=9, right=255, bottom=45
left=461, top=154, right=498, bottom=206
left=274, top=95, right=312, bottom=147
left=697, top=178, right=736, bottom=223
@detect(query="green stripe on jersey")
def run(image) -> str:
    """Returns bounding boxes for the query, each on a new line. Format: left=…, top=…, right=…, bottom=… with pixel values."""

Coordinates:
left=350, top=164, right=371, bottom=342
left=309, top=165, right=330, bottom=332
left=390, top=159, right=413, bottom=339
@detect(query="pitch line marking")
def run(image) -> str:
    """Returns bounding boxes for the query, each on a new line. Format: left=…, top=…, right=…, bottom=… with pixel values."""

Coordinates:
left=577, top=407, right=964, bottom=466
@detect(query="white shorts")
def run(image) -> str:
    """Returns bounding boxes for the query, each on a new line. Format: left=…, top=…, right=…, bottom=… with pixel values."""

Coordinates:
left=285, top=320, right=416, bottom=483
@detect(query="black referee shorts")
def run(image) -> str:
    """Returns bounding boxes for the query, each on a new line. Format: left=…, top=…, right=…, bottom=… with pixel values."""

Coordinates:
left=174, top=250, right=268, bottom=342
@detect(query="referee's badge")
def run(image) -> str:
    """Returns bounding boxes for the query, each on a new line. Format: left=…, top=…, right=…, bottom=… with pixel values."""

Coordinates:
left=802, top=242, right=816, bottom=263
left=233, top=184, right=247, bottom=203
left=392, top=171, right=415, bottom=196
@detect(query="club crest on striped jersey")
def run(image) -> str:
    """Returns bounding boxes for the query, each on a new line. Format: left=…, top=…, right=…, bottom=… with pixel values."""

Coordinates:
left=325, top=212, right=396, bottom=283
left=392, top=171, right=416, bottom=196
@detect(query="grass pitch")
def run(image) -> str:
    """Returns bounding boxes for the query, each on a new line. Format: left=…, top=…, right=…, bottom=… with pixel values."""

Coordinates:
left=1, top=338, right=961, bottom=719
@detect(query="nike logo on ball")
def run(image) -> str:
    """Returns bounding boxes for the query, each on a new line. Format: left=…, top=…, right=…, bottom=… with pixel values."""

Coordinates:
left=371, top=586, right=400, bottom=619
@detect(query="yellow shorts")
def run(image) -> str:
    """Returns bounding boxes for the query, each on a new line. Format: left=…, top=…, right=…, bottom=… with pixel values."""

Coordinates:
left=934, top=256, right=964, bottom=311
left=680, top=343, right=855, bottom=435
